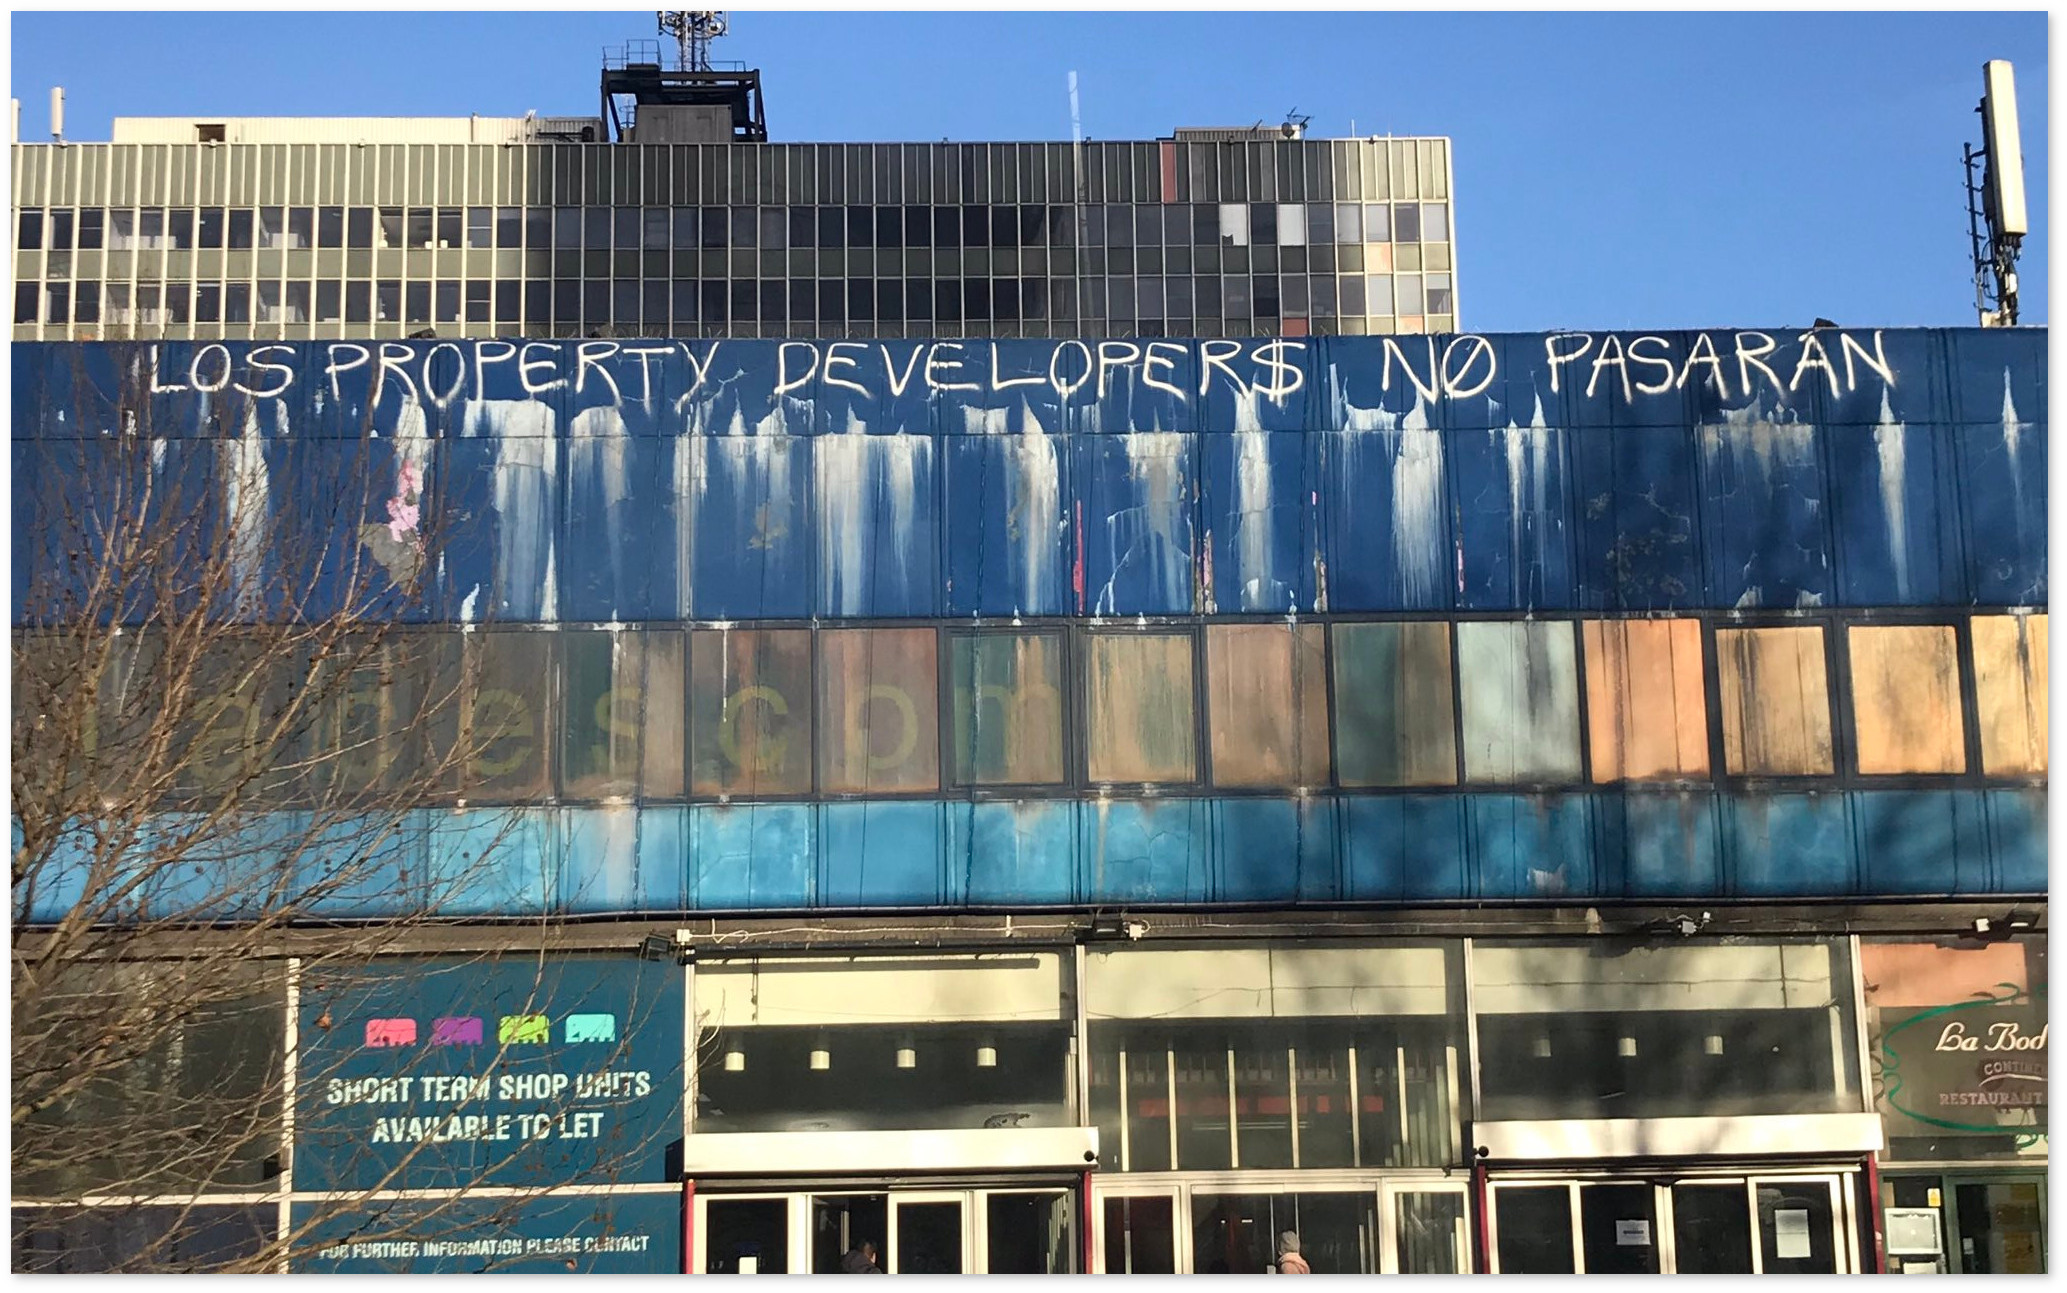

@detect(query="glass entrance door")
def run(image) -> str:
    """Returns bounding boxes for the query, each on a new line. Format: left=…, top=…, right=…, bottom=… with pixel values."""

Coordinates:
left=889, top=1193, right=967, bottom=1273
left=697, top=1185, right=1072, bottom=1274
left=1384, top=1184, right=1471, bottom=1273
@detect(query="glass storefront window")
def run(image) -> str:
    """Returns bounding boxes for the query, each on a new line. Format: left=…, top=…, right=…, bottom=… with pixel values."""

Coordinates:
left=693, top=953, right=1073, bottom=1134
left=1473, top=938, right=1863, bottom=1122
left=1087, top=945, right=1464, bottom=1173
left=1192, top=1191, right=1376, bottom=1274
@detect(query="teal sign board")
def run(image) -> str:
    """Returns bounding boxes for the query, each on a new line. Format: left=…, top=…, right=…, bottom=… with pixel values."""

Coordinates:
left=294, top=956, right=683, bottom=1192
left=290, top=1189, right=682, bottom=1273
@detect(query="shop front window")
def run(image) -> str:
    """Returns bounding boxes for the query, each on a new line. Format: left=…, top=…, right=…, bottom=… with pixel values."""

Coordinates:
left=1086, top=944, right=1465, bottom=1173
left=1473, top=938, right=1862, bottom=1122
left=693, top=953, right=1073, bottom=1134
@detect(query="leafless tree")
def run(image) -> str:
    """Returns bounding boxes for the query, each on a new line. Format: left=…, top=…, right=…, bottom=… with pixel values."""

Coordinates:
left=12, top=347, right=680, bottom=1272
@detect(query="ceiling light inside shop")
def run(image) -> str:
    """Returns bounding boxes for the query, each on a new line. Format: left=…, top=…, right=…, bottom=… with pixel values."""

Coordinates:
left=976, top=1044, right=998, bottom=1068
left=723, top=1047, right=747, bottom=1072
left=1617, top=1036, right=1639, bottom=1058
left=1531, top=1035, right=1552, bottom=1059
left=1704, top=1034, right=1724, bottom=1056
left=809, top=1047, right=832, bottom=1071
left=896, top=1045, right=917, bottom=1070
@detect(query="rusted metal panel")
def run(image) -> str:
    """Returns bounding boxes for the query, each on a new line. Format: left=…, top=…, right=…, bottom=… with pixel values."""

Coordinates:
left=1847, top=624, right=1966, bottom=775
left=1716, top=626, right=1834, bottom=776
left=1971, top=613, right=2048, bottom=776
left=1582, top=618, right=1709, bottom=781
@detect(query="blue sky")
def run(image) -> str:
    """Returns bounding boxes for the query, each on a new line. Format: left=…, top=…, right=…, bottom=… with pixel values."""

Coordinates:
left=10, top=9, right=2048, bottom=330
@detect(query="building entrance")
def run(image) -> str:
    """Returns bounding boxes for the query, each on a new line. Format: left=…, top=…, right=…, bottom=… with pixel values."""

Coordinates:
left=695, top=1183, right=1077, bottom=1273
left=1485, top=1172, right=1858, bottom=1274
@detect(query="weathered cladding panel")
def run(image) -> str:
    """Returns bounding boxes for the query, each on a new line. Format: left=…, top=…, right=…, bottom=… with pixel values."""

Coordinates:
left=1846, top=624, right=1966, bottom=775
left=1971, top=613, right=2048, bottom=775
left=1331, top=622, right=1456, bottom=787
left=1716, top=626, right=1835, bottom=776
left=1582, top=619, right=1709, bottom=782
left=11, top=331, right=2048, bottom=621
left=1456, top=620, right=1581, bottom=783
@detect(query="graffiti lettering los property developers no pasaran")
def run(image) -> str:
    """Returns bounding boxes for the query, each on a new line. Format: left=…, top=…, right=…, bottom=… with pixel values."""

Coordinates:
left=142, top=329, right=1900, bottom=412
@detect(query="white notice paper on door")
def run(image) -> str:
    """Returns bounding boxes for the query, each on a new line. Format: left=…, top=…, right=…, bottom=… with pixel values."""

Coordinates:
left=1774, top=1209, right=1812, bottom=1260
left=1614, top=1219, right=1651, bottom=1246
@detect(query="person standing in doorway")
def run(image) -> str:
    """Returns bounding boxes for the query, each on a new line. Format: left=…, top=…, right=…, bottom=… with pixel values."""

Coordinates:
left=1276, top=1231, right=1311, bottom=1274
left=840, top=1240, right=884, bottom=1273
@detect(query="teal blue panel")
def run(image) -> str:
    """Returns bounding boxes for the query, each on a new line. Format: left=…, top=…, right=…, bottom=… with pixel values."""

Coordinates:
left=1986, top=789, right=2046, bottom=894
left=1340, top=796, right=1468, bottom=900
left=562, top=807, right=687, bottom=914
left=292, top=1191, right=683, bottom=1273
left=1722, top=793, right=1849, bottom=897
left=1852, top=791, right=1990, bottom=896
left=820, top=800, right=946, bottom=906
left=688, top=804, right=813, bottom=910
left=948, top=800, right=1077, bottom=906
left=422, top=809, right=560, bottom=917
left=1469, top=794, right=1595, bottom=899
left=1214, top=798, right=1339, bottom=903
left=1079, top=799, right=1211, bottom=904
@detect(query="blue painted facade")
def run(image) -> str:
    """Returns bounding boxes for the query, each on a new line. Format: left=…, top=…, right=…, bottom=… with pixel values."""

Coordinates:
left=13, top=329, right=2047, bottom=918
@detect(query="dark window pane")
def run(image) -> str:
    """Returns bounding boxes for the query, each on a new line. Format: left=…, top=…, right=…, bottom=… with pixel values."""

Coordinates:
left=77, top=209, right=104, bottom=250
left=344, top=281, right=370, bottom=323
left=846, top=205, right=873, bottom=247
left=903, top=277, right=930, bottom=321
left=700, top=206, right=728, bottom=249
left=963, top=279, right=990, bottom=320
left=730, top=279, right=757, bottom=324
left=345, top=207, right=371, bottom=248
left=555, top=207, right=582, bottom=249
left=933, top=206, right=961, bottom=249
left=585, top=207, right=611, bottom=250
left=962, top=205, right=989, bottom=248
left=44, top=282, right=71, bottom=326
left=453, top=207, right=479, bottom=249
left=225, top=283, right=250, bottom=325
left=43, top=210, right=72, bottom=251
left=818, top=280, right=845, bottom=326
left=315, top=281, right=341, bottom=321
left=644, top=280, right=669, bottom=328
left=673, top=208, right=698, bottom=249
left=18, top=209, right=41, bottom=250
left=610, top=280, right=639, bottom=328
left=497, top=280, right=521, bottom=325
left=1307, top=203, right=1335, bottom=246
left=951, top=633, right=1064, bottom=785
left=193, top=282, right=221, bottom=323
left=672, top=280, right=698, bottom=326
left=376, top=206, right=403, bottom=248
left=405, top=281, right=431, bottom=323
left=614, top=206, right=640, bottom=250
left=1394, top=203, right=1422, bottom=243
left=758, top=207, right=786, bottom=251
left=73, top=281, right=99, bottom=324
left=760, top=280, right=785, bottom=324
left=934, top=280, right=960, bottom=323
left=818, top=206, right=843, bottom=249
left=902, top=204, right=931, bottom=248
left=787, top=279, right=813, bottom=323
left=168, top=209, right=195, bottom=249
left=437, top=280, right=463, bottom=323
left=789, top=206, right=814, bottom=248
left=730, top=206, right=757, bottom=248
left=846, top=278, right=872, bottom=322
left=511, top=208, right=536, bottom=249
left=1104, top=204, right=1132, bottom=248
left=701, top=280, right=727, bottom=324
left=527, top=280, right=551, bottom=328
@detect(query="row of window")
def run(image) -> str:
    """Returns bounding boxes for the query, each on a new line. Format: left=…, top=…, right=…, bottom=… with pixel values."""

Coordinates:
left=16, top=202, right=1453, bottom=255
left=15, top=272, right=1455, bottom=330
left=43, top=615, right=2044, bottom=807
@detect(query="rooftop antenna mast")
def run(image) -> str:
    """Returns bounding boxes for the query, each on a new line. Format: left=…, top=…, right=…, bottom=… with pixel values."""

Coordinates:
left=1963, top=59, right=2028, bottom=327
left=658, top=10, right=728, bottom=72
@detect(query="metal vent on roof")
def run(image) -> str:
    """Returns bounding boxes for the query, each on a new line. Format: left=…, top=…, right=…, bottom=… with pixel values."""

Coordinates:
left=1171, top=124, right=1305, bottom=142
